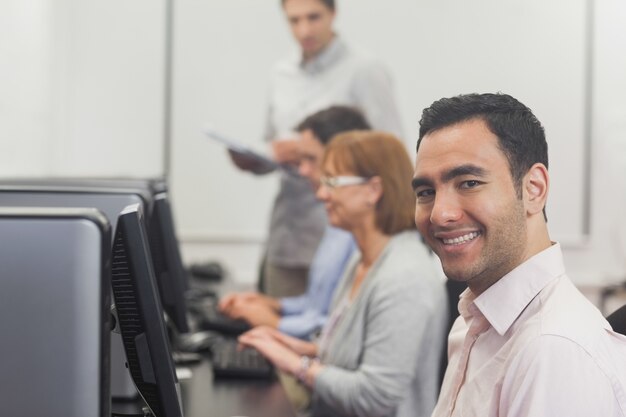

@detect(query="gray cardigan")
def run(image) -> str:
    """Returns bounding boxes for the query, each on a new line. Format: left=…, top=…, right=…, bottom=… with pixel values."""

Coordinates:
left=311, top=230, right=448, bottom=417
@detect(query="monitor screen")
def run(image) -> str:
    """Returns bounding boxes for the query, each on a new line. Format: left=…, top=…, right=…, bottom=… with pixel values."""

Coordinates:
left=147, top=192, right=190, bottom=334
left=111, top=204, right=183, bottom=417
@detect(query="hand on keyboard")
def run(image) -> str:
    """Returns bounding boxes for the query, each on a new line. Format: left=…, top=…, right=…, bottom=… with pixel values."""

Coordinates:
left=211, top=338, right=274, bottom=379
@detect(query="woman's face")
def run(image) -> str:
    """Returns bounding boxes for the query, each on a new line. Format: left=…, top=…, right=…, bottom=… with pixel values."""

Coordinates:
left=316, top=155, right=378, bottom=232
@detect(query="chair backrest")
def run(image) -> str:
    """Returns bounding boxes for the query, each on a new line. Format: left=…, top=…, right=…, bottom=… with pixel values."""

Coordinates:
left=607, top=304, right=626, bottom=336
left=439, top=279, right=467, bottom=389
left=0, top=207, right=111, bottom=417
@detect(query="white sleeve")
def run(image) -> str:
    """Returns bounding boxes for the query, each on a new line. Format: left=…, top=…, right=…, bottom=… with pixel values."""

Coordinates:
left=351, top=59, right=405, bottom=141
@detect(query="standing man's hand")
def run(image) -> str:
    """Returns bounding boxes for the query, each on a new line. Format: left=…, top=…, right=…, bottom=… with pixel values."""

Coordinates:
left=271, top=139, right=301, bottom=166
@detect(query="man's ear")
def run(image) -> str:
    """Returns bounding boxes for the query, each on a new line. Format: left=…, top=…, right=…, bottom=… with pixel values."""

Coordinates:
left=523, top=163, right=549, bottom=215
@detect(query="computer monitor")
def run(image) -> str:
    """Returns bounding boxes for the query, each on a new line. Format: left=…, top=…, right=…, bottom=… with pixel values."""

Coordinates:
left=0, top=177, right=166, bottom=200
left=0, top=185, right=150, bottom=400
left=0, top=207, right=111, bottom=417
left=0, top=185, right=152, bottom=229
left=148, top=192, right=190, bottom=334
left=0, top=181, right=190, bottom=331
left=110, top=204, right=183, bottom=417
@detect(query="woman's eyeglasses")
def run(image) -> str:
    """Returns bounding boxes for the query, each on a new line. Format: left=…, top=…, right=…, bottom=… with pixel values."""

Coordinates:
left=319, top=176, right=369, bottom=189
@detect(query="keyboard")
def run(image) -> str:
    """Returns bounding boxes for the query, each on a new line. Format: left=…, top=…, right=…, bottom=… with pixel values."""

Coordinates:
left=211, top=338, right=274, bottom=379
left=188, top=299, right=251, bottom=336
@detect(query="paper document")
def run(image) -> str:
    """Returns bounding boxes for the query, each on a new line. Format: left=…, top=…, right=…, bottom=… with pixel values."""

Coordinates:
left=203, top=127, right=279, bottom=174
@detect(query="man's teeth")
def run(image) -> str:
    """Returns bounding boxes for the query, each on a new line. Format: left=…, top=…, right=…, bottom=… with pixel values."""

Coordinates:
left=442, top=232, right=480, bottom=245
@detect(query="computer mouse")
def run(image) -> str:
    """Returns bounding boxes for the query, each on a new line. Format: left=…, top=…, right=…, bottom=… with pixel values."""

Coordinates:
left=177, top=330, right=223, bottom=353
left=189, top=261, right=224, bottom=281
left=185, top=287, right=218, bottom=302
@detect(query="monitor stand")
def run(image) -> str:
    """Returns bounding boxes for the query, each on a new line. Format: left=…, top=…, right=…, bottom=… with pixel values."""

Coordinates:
left=111, top=332, right=140, bottom=400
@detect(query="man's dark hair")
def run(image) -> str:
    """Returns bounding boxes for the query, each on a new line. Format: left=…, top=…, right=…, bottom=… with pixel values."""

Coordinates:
left=281, top=0, right=335, bottom=10
left=417, top=93, right=548, bottom=200
left=296, top=106, right=370, bottom=145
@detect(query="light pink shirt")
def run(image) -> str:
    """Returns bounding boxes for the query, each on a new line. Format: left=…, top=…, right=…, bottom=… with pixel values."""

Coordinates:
left=432, top=243, right=626, bottom=417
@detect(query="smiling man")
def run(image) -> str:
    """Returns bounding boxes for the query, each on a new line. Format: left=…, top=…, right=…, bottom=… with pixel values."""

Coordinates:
left=413, top=93, right=626, bottom=417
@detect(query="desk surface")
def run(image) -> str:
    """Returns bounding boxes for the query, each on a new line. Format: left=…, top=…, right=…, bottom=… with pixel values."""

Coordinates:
left=112, top=357, right=297, bottom=417
left=179, top=358, right=296, bottom=417
left=113, top=277, right=297, bottom=417
left=183, top=279, right=297, bottom=417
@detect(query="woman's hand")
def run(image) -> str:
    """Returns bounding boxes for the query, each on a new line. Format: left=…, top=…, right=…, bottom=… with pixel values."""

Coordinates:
left=238, top=326, right=302, bottom=375
left=245, top=326, right=318, bottom=357
left=239, top=327, right=322, bottom=387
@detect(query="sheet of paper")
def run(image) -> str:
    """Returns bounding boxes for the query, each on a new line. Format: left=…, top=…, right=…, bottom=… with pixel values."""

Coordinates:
left=203, top=127, right=279, bottom=173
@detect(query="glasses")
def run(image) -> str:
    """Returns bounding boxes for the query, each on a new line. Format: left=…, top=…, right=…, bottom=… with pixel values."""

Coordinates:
left=319, top=175, right=369, bottom=189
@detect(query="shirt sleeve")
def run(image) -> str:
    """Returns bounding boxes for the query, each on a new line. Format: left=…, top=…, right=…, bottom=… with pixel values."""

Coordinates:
left=279, top=294, right=308, bottom=315
left=500, top=334, right=621, bottom=417
left=313, top=273, right=440, bottom=417
left=351, top=59, right=405, bottom=141
left=278, top=309, right=326, bottom=339
left=278, top=229, right=356, bottom=339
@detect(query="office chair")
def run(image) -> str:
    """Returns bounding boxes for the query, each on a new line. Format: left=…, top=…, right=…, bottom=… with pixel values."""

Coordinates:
left=438, top=280, right=468, bottom=389
left=606, top=304, right=626, bottom=336
left=599, top=282, right=626, bottom=316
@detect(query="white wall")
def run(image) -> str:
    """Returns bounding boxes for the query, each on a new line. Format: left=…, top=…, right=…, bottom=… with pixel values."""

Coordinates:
left=0, top=0, right=166, bottom=178
left=570, top=0, right=626, bottom=284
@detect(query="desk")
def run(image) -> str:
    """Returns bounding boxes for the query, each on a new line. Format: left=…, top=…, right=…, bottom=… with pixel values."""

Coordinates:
left=112, top=358, right=296, bottom=417
left=178, top=358, right=296, bottom=417
left=184, top=280, right=297, bottom=416
left=113, top=276, right=297, bottom=417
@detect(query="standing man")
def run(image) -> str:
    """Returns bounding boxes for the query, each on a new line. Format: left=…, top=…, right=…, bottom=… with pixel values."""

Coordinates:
left=412, top=93, right=626, bottom=416
left=232, top=0, right=403, bottom=297
left=220, top=106, right=369, bottom=339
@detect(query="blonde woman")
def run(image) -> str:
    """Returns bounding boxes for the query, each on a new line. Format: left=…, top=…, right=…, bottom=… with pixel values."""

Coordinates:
left=239, top=131, right=447, bottom=417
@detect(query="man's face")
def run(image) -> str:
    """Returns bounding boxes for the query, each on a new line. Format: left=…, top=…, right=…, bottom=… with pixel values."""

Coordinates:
left=297, top=129, right=325, bottom=188
left=413, top=119, right=529, bottom=294
left=283, top=0, right=335, bottom=59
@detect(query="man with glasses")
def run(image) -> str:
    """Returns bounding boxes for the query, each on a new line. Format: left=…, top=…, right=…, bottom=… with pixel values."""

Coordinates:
left=220, top=106, right=371, bottom=339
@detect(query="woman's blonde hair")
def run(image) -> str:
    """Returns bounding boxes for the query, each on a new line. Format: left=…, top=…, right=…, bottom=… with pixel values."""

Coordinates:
left=323, top=130, right=416, bottom=235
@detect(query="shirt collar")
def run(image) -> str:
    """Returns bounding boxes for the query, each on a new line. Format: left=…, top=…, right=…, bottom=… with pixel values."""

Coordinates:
left=463, top=242, right=566, bottom=336
left=300, top=35, right=345, bottom=73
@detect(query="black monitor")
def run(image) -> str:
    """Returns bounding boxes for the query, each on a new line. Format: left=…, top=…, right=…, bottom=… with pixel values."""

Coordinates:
left=110, top=204, right=183, bottom=417
left=148, top=192, right=190, bottom=334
